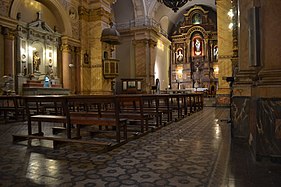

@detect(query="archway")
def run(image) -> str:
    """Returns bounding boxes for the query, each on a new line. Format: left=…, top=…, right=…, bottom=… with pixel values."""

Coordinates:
left=10, top=0, right=72, bottom=36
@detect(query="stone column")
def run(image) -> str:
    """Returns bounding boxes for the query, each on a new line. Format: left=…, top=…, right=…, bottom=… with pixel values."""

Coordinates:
left=148, top=39, right=157, bottom=90
left=61, top=43, right=72, bottom=90
left=134, top=38, right=157, bottom=93
left=134, top=39, right=148, bottom=91
left=3, top=27, right=14, bottom=76
left=88, top=4, right=112, bottom=94
left=74, top=47, right=81, bottom=94
left=216, top=0, right=233, bottom=106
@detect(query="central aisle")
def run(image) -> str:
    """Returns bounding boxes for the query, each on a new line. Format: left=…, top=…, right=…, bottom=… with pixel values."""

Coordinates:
left=0, top=107, right=231, bottom=186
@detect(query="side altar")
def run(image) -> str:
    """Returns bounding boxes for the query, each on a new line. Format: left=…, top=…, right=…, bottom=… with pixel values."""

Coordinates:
left=15, top=12, right=69, bottom=95
left=22, top=79, right=69, bottom=95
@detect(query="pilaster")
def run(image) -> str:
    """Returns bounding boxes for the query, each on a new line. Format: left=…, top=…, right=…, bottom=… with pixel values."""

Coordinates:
left=216, top=0, right=233, bottom=106
left=2, top=27, right=14, bottom=76
left=61, top=43, right=72, bottom=90
left=79, top=1, right=112, bottom=94
left=134, top=38, right=157, bottom=93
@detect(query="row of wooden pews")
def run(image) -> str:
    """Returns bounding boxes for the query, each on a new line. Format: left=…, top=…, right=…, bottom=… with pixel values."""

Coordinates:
left=0, top=95, right=25, bottom=123
left=11, top=93, right=203, bottom=149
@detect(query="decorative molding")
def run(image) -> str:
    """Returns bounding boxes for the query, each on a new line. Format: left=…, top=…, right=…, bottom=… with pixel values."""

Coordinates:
left=258, top=69, right=281, bottom=85
left=219, top=55, right=233, bottom=59
left=89, top=7, right=111, bottom=22
left=0, top=15, right=18, bottom=30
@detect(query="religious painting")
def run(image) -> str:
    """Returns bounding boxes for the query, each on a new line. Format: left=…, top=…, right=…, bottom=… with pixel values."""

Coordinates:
left=192, top=13, right=202, bottom=24
left=194, top=38, right=202, bottom=56
left=176, top=48, right=184, bottom=63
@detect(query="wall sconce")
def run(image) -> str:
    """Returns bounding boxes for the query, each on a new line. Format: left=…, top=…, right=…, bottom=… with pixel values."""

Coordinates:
left=227, top=9, right=234, bottom=19
left=228, top=22, right=234, bottom=30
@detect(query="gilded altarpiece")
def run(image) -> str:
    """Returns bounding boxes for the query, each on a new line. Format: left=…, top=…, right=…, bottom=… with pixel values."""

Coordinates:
left=170, top=6, right=217, bottom=91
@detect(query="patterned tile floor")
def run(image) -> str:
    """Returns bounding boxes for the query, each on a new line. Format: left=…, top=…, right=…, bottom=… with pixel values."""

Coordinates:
left=0, top=107, right=280, bottom=187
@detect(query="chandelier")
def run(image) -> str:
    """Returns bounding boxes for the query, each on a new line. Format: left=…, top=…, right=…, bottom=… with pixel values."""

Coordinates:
left=158, top=0, right=191, bottom=12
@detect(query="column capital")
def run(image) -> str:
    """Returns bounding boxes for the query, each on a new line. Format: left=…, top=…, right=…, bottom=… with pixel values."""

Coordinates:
left=2, top=27, right=15, bottom=40
left=61, top=44, right=73, bottom=53
left=89, top=7, right=111, bottom=23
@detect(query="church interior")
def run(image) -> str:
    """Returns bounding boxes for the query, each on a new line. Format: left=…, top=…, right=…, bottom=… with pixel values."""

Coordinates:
left=0, top=0, right=281, bottom=186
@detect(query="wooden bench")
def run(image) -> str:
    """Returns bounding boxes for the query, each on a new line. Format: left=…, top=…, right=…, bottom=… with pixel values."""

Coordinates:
left=0, top=95, right=25, bottom=123
left=141, top=94, right=163, bottom=128
left=117, top=95, right=150, bottom=133
left=13, top=95, right=127, bottom=148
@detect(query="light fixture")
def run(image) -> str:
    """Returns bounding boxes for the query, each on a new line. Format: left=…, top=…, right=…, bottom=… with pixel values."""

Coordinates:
left=227, top=9, right=234, bottom=18
left=158, top=0, right=191, bottom=12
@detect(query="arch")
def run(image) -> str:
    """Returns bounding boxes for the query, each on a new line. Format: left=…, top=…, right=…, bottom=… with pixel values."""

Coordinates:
left=185, top=26, right=208, bottom=38
left=159, top=16, right=169, bottom=34
left=10, top=0, right=72, bottom=36
left=132, top=0, right=146, bottom=19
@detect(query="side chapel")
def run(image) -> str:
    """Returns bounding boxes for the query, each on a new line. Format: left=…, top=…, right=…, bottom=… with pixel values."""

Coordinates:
left=170, top=6, right=217, bottom=93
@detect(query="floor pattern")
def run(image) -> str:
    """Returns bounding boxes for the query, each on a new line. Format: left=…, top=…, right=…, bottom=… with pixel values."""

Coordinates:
left=0, top=107, right=231, bottom=187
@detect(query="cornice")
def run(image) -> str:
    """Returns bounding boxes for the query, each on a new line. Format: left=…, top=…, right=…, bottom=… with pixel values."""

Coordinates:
left=0, top=15, right=18, bottom=30
left=89, top=7, right=111, bottom=22
left=257, top=69, right=281, bottom=85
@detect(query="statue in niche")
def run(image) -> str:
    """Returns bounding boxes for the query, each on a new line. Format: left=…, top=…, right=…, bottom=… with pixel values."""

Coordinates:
left=48, top=59, right=54, bottom=78
left=194, top=38, right=202, bottom=56
left=213, top=46, right=218, bottom=60
left=156, top=78, right=160, bottom=94
left=176, top=49, right=183, bottom=63
left=33, top=51, right=41, bottom=72
left=84, top=52, right=89, bottom=64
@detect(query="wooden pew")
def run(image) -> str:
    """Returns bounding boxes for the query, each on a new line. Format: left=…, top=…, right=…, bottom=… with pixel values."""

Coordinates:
left=117, top=94, right=150, bottom=134
left=67, top=95, right=127, bottom=142
left=0, top=95, right=25, bottom=123
left=141, top=94, right=163, bottom=128
left=13, top=95, right=127, bottom=148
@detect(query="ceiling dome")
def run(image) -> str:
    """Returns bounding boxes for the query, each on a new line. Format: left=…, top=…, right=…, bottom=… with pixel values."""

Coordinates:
left=101, top=23, right=120, bottom=45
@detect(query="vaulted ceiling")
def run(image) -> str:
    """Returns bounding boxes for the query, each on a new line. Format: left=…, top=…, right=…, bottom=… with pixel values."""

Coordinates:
left=113, top=0, right=216, bottom=36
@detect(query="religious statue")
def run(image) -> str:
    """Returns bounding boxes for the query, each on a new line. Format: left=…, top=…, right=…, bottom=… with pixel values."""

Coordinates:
left=48, top=59, right=54, bottom=78
left=84, top=52, right=89, bottom=64
left=33, top=51, right=41, bottom=72
left=156, top=78, right=160, bottom=94
left=213, top=46, right=218, bottom=60
left=194, top=39, right=201, bottom=56
left=176, top=49, right=183, bottom=63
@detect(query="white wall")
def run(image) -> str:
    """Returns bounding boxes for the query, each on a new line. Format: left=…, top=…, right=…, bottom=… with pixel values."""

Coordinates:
left=154, top=36, right=170, bottom=90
